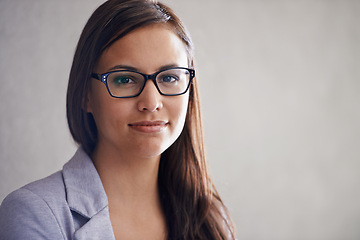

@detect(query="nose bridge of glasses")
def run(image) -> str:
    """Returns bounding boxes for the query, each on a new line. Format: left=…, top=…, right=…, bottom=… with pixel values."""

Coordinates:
left=140, top=76, right=162, bottom=97
left=142, top=73, right=160, bottom=90
left=143, top=73, right=157, bottom=81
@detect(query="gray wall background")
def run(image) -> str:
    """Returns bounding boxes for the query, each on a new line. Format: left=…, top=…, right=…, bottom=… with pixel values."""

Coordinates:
left=0, top=0, right=359, bottom=239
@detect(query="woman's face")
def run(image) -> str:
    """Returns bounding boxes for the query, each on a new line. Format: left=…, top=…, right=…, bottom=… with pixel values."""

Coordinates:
left=87, top=24, right=189, bottom=160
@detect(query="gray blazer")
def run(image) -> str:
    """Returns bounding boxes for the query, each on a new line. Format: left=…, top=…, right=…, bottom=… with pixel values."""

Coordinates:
left=0, top=148, right=116, bottom=240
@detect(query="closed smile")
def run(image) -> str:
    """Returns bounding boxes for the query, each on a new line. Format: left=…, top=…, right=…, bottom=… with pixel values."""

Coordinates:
left=128, top=121, right=169, bottom=133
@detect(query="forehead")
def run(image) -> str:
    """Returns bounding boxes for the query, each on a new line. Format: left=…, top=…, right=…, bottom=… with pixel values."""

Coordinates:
left=95, top=24, right=189, bottom=73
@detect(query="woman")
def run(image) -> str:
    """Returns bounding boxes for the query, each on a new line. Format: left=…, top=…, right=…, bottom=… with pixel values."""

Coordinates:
left=0, top=0, right=235, bottom=239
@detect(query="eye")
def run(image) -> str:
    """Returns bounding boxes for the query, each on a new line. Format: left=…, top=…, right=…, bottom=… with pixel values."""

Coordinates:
left=113, top=76, right=135, bottom=85
left=159, top=75, right=179, bottom=83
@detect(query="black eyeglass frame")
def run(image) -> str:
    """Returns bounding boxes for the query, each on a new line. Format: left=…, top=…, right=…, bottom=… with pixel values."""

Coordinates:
left=91, top=67, right=195, bottom=98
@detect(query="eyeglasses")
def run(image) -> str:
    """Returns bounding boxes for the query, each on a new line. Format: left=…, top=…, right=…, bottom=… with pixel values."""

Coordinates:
left=91, top=67, right=195, bottom=98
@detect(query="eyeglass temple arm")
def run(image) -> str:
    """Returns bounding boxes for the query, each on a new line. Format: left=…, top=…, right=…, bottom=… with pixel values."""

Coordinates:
left=91, top=73, right=103, bottom=81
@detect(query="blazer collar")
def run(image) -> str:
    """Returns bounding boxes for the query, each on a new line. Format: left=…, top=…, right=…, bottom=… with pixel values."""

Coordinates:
left=62, top=148, right=115, bottom=239
left=62, top=148, right=108, bottom=219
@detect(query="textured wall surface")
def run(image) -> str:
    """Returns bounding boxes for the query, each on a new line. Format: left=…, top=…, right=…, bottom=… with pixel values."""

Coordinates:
left=0, top=0, right=359, bottom=239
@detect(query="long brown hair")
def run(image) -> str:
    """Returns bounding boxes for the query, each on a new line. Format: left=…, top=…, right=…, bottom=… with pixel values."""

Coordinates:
left=66, top=0, right=235, bottom=239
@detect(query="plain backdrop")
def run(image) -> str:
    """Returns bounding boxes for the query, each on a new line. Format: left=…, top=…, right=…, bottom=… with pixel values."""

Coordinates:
left=0, top=0, right=359, bottom=239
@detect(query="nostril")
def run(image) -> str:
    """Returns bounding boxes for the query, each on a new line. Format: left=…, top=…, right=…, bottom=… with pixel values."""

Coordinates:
left=136, top=79, right=163, bottom=112
left=139, top=102, right=162, bottom=112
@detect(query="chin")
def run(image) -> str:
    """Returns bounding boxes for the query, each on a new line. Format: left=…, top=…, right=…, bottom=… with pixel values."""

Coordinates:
left=133, top=143, right=168, bottom=159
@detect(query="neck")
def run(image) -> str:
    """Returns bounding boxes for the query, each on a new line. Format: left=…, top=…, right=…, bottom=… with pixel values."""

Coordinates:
left=91, top=143, right=161, bottom=205
left=91, top=144, right=168, bottom=239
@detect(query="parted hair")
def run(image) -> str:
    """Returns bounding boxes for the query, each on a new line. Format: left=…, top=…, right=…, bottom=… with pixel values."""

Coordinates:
left=66, top=0, right=235, bottom=239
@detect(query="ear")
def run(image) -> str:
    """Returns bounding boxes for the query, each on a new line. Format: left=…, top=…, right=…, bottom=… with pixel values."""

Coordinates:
left=85, top=91, right=93, bottom=113
left=82, top=87, right=93, bottom=113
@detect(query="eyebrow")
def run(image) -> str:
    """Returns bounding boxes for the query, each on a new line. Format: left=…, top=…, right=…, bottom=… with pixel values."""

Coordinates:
left=107, top=65, right=137, bottom=72
left=106, top=64, right=182, bottom=73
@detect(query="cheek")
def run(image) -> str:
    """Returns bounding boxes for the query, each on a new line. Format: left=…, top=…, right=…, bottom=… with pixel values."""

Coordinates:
left=88, top=87, right=132, bottom=133
left=170, top=94, right=189, bottom=130
left=96, top=101, right=133, bottom=124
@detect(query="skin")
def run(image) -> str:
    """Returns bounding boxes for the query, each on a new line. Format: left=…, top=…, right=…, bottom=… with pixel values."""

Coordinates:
left=87, top=24, right=190, bottom=239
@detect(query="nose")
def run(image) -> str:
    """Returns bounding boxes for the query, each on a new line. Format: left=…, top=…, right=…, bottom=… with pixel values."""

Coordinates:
left=137, top=80, right=163, bottom=112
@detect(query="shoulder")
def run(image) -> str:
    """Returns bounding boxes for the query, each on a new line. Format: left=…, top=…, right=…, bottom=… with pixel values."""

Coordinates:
left=0, top=172, right=71, bottom=240
left=22, top=170, right=66, bottom=200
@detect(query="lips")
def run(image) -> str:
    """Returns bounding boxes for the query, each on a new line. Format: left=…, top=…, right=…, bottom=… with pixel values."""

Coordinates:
left=128, top=121, right=168, bottom=133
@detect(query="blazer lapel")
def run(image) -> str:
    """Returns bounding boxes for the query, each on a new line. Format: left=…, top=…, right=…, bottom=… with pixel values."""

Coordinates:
left=73, top=205, right=115, bottom=240
left=62, top=148, right=115, bottom=240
